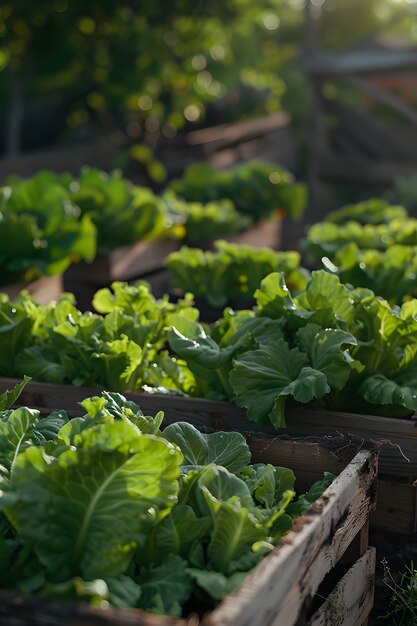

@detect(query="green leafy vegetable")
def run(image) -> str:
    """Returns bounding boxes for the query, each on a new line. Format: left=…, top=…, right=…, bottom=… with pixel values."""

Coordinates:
left=0, top=383, right=334, bottom=617
left=69, top=168, right=170, bottom=252
left=0, top=171, right=96, bottom=285
left=164, top=195, right=251, bottom=244
left=0, top=375, right=31, bottom=410
left=0, top=283, right=200, bottom=396
left=166, top=240, right=309, bottom=308
left=168, top=161, right=307, bottom=222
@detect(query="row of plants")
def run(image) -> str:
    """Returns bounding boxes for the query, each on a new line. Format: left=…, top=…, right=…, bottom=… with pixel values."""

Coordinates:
left=164, top=197, right=417, bottom=312
left=304, top=198, right=417, bottom=305
left=2, top=268, right=417, bottom=424
left=0, top=161, right=306, bottom=287
left=0, top=379, right=332, bottom=616
left=166, top=240, right=309, bottom=308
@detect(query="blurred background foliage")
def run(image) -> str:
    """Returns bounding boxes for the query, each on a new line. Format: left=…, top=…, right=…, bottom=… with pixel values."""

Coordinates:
left=0, top=0, right=416, bottom=159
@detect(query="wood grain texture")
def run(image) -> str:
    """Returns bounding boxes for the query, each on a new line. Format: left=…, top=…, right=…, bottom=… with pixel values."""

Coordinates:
left=204, top=449, right=377, bottom=626
left=308, top=548, right=376, bottom=626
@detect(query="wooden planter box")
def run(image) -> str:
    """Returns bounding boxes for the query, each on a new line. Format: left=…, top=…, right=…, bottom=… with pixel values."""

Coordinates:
left=63, top=219, right=282, bottom=309
left=212, top=217, right=282, bottom=250
left=0, top=376, right=412, bottom=535
left=1, top=275, right=63, bottom=304
left=63, top=239, right=181, bottom=309
left=65, top=220, right=281, bottom=287
left=0, top=425, right=377, bottom=626
left=66, top=239, right=181, bottom=285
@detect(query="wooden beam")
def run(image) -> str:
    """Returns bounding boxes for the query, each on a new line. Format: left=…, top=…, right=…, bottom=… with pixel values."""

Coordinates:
left=343, top=75, right=417, bottom=127
left=302, top=46, right=417, bottom=78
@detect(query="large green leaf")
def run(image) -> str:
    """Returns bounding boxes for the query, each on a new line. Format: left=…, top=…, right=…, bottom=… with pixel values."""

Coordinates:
left=255, top=272, right=309, bottom=320
left=296, top=324, right=358, bottom=390
left=0, top=407, right=41, bottom=477
left=294, top=270, right=354, bottom=326
left=0, top=316, right=32, bottom=376
left=163, top=422, right=251, bottom=473
left=139, top=554, right=193, bottom=617
left=240, top=464, right=295, bottom=509
left=143, top=504, right=211, bottom=564
left=358, top=374, right=417, bottom=413
left=2, top=422, right=182, bottom=580
left=15, top=346, right=66, bottom=384
left=0, top=376, right=31, bottom=411
left=207, top=498, right=266, bottom=574
left=97, top=392, right=164, bottom=435
left=187, top=568, right=247, bottom=601
left=230, top=339, right=329, bottom=427
left=168, top=319, right=243, bottom=370
left=192, top=466, right=255, bottom=517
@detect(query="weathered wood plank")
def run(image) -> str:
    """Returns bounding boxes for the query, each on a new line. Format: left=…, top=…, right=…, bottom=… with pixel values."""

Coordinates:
left=301, top=47, right=417, bottom=78
left=186, top=112, right=290, bottom=149
left=0, top=377, right=413, bottom=478
left=0, top=593, right=188, bottom=626
left=371, top=479, right=417, bottom=535
left=204, top=449, right=377, bottom=626
left=1, top=275, right=63, bottom=304
left=64, top=238, right=180, bottom=285
left=225, top=218, right=281, bottom=249
left=308, top=548, right=376, bottom=626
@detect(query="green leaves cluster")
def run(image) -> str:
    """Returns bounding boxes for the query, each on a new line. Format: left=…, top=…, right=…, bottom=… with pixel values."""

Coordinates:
left=0, top=282, right=200, bottom=395
left=1, top=164, right=306, bottom=285
left=5, top=265, right=417, bottom=424
left=169, top=269, right=417, bottom=425
left=169, top=161, right=307, bottom=222
left=0, top=171, right=96, bottom=285
left=0, top=381, right=333, bottom=616
left=326, top=243, right=417, bottom=305
left=166, top=240, right=309, bottom=308
left=163, top=195, right=251, bottom=245
left=305, top=199, right=417, bottom=305
left=68, top=168, right=170, bottom=252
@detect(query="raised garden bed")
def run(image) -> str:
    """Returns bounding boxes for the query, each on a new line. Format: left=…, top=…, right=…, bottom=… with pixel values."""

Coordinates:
left=212, top=217, right=281, bottom=250
left=63, top=218, right=282, bottom=310
left=0, top=414, right=377, bottom=626
left=0, top=376, right=406, bottom=535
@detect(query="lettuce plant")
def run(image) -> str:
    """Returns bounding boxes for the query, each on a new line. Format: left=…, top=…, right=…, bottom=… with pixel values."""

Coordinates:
left=69, top=167, right=170, bottom=252
left=166, top=240, right=309, bottom=308
left=0, top=171, right=96, bottom=285
left=169, top=270, right=417, bottom=425
left=0, top=381, right=333, bottom=616
left=168, top=161, right=307, bottom=222
left=323, top=243, right=417, bottom=305
left=325, top=198, right=407, bottom=226
left=0, top=282, right=200, bottom=395
left=163, top=194, right=251, bottom=244
left=306, top=200, right=417, bottom=305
